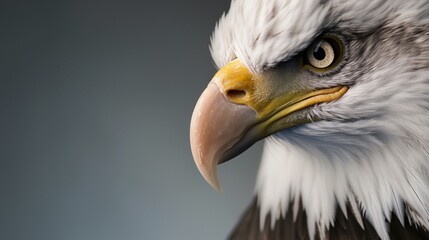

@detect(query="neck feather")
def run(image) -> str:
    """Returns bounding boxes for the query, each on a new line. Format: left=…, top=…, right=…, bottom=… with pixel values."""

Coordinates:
left=256, top=131, right=429, bottom=240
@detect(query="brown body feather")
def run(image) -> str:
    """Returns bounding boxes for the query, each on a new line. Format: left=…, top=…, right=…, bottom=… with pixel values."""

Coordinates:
left=228, top=198, right=429, bottom=240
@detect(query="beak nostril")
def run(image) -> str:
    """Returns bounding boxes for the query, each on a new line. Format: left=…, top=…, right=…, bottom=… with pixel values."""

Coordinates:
left=226, top=90, right=246, bottom=100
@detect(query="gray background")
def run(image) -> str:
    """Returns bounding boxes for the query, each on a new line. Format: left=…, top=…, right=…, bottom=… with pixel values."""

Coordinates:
left=0, top=0, right=262, bottom=240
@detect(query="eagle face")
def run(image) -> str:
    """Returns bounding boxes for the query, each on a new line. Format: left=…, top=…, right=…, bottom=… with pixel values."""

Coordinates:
left=190, top=0, right=429, bottom=239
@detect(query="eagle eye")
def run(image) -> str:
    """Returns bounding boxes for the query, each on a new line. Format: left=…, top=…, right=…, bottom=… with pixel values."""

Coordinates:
left=304, top=35, right=343, bottom=72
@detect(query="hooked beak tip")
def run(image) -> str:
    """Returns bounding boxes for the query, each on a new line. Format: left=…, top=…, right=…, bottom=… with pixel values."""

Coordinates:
left=193, top=152, right=223, bottom=192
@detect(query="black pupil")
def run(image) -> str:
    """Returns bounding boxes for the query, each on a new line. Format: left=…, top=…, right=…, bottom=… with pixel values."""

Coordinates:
left=313, top=46, right=326, bottom=60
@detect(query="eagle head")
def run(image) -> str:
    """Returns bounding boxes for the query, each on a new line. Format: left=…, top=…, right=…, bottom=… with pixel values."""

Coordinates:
left=190, top=0, right=429, bottom=239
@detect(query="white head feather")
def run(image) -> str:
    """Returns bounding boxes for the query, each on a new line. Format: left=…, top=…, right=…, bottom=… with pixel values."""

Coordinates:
left=210, top=0, right=429, bottom=239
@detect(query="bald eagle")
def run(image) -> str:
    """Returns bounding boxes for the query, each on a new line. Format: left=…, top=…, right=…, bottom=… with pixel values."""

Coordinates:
left=190, top=0, right=429, bottom=239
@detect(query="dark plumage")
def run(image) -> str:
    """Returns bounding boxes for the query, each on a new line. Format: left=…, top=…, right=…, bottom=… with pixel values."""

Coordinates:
left=229, top=200, right=429, bottom=240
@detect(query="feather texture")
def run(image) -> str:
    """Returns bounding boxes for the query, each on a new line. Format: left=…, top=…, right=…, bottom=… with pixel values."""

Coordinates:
left=228, top=198, right=429, bottom=240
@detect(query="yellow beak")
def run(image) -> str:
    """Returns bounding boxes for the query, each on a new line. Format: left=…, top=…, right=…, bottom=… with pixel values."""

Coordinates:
left=190, top=59, right=348, bottom=190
